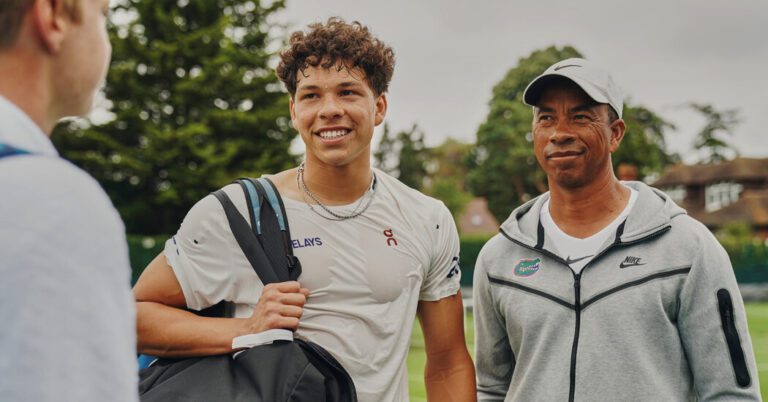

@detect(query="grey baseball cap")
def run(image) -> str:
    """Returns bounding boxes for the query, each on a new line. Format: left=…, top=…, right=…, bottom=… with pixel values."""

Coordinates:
left=522, top=58, right=624, bottom=119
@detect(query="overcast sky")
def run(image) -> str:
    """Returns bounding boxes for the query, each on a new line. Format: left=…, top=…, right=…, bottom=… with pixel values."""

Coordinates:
left=274, top=0, right=768, bottom=163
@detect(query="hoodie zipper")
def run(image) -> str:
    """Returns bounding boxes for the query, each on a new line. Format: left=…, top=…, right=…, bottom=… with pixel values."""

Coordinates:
left=569, top=272, right=581, bottom=402
left=500, top=224, right=671, bottom=401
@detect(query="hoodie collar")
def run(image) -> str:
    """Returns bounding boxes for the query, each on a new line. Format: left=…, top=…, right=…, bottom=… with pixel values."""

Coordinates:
left=499, top=181, right=687, bottom=251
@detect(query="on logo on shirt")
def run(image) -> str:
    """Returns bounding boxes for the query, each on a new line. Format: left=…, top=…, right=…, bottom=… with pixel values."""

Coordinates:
left=383, top=229, right=398, bottom=247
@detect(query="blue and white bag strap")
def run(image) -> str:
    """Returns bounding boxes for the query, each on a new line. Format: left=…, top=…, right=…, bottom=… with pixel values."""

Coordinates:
left=256, top=177, right=301, bottom=280
left=255, top=178, right=287, bottom=232
left=0, top=143, right=31, bottom=159
left=236, top=177, right=301, bottom=281
left=212, top=186, right=282, bottom=284
left=237, top=178, right=263, bottom=234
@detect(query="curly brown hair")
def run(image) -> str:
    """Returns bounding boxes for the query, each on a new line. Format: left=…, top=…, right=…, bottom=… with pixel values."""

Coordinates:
left=276, top=18, right=395, bottom=97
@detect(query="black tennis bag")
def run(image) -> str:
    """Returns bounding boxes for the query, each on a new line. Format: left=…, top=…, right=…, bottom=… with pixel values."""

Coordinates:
left=138, top=177, right=357, bottom=402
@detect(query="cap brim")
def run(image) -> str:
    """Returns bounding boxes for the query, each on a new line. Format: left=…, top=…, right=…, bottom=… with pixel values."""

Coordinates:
left=523, top=74, right=611, bottom=108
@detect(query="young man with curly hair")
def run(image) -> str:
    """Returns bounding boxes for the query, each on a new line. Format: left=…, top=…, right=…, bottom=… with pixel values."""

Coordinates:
left=134, top=18, right=476, bottom=401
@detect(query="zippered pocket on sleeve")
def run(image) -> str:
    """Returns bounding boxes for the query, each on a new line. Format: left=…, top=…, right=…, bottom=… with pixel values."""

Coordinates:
left=716, top=288, right=751, bottom=388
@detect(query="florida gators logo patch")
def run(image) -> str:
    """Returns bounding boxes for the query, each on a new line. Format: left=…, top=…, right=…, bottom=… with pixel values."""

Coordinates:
left=514, top=258, right=541, bottom=277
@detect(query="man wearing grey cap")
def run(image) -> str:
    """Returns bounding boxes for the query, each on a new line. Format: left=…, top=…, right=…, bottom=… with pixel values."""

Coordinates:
left=472, top=58, right=760, bottom=401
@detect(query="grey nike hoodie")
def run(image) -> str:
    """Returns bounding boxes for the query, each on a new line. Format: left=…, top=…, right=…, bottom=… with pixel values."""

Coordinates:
left=473, top=181, right=761, bottom=401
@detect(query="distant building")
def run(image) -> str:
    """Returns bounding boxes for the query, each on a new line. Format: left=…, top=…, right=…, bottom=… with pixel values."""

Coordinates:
left=617, top=163, right=639, bottom=181
left=458, top=198, right=499, bottom=236
left=652, top=157, right=768, bottom=239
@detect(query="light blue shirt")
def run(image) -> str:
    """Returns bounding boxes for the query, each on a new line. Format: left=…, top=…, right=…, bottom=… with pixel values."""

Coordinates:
left=0, top=95, right=58, bottom=156
left=0, top=95, right=138, bottom=402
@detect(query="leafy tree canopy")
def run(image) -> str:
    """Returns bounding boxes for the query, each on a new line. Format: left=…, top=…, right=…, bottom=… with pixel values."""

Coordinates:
left=53, top=0, right=297, bottom=235
left=424, top=138, right=474, bottom=221
left=373, top=123, right=429, bottom=190
left=690, top=103, right=740, bottom=163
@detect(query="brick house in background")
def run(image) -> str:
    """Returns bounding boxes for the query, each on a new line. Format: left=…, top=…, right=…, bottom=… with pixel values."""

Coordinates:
left=652, top=157, right=768, bottom=239
left=458, top=198, right=499, bottom=236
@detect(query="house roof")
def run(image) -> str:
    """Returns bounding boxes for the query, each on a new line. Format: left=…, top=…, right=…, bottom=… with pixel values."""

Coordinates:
left=653, top=157, right=768, bottom=187
left=458, top=197, right=500, bottom=236
left=690, top=189, right=768, bottom=227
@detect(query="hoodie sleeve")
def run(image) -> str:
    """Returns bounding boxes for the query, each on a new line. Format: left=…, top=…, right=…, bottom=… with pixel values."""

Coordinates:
left=473, top=239, right=514, bottom=401
left=677, top=222, right=761, bottom=401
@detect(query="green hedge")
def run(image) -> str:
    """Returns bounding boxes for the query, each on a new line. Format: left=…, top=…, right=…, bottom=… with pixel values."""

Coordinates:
left=724, top=243, right=768, bottom=283
left=128, top=234, right=767, bottom=286
left=128, top=235, right=167, bottom=284
left=458, top=235, right=493, bottom=287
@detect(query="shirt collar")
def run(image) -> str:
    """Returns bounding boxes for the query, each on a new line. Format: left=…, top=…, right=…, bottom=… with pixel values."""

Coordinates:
left=0, top=95, right=59, bottom=157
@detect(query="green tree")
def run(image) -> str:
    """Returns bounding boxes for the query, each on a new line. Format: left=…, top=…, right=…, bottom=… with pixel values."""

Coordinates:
left=373, top=123, right=429, bottom=189
left=716, top=222, right=757, bottom=251
left=424, top=138, right=474, bottom=220
left=468, top=46, right=677, bottom=222
left=468, top=46, right=581, bottom=222
left=373, top=122, right=397, bottom=176
left=397, top=124, right=428, bottom=189
left=53, top=0, right=296, bottom=235
left=614, top=104, right=678, bottom=178
left=376, top=130, right=471, bottom=218
left=690, top=103, right=739, bottom=163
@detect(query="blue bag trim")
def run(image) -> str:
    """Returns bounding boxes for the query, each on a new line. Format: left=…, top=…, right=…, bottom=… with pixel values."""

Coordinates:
left=256, top=177, right=286, bottom=231
left=241, top=179, right=262, bottom=234
left=0, top=143, right=30, bottom=159
left=137, top=354, right=158, bottom=370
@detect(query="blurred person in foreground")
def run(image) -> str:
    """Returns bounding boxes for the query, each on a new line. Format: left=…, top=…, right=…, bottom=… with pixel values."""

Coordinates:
left=133, top=18, right=475, bottom=402
left=473, top=58, right=760, bottom=401
left=0, top=0, right=137, bottom=401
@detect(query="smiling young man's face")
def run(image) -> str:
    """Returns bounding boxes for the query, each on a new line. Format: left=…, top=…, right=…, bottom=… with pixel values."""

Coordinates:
left=290, top=63, right=387, bottom=169
left=532, top=80, right=624, bottom=190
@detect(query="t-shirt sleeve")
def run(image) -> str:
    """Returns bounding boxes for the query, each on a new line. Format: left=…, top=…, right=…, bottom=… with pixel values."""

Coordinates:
left=419, top=203, right=461, bottom=301
left=163, top=185, right=263, bottom=311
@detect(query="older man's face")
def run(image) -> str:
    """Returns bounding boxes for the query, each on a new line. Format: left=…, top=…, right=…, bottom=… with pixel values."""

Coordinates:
left=531, top=81, right=623, bottom=190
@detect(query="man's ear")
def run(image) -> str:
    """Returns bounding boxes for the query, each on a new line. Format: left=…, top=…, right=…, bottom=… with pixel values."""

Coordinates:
left=30, top=0, right=70, bottom=53
left=608, top=118, right=626, bottom=153
left=374, top=93, right=387, bottom=126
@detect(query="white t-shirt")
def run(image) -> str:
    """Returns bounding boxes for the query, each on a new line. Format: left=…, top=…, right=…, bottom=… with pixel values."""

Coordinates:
left=541, top=187, right=638, bottom=274
left=0, top=96, right=138, bottom=402
left=165, top=170, right=462, bottom=402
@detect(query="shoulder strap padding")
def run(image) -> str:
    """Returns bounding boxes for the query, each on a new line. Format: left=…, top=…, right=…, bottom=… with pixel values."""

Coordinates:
left=212, top=189, right=282, bottom=284
left=247, top=178, right=301, bottom=281
left=212, top=177, right=302, bottom=284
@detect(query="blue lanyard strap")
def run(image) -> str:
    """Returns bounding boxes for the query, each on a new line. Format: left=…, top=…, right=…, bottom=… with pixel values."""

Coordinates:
left=0, top=143, right=31, bottom=159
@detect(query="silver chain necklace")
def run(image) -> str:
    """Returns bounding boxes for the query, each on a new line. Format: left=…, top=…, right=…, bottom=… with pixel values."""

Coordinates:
left=296, top=162, right=377, bottom=221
